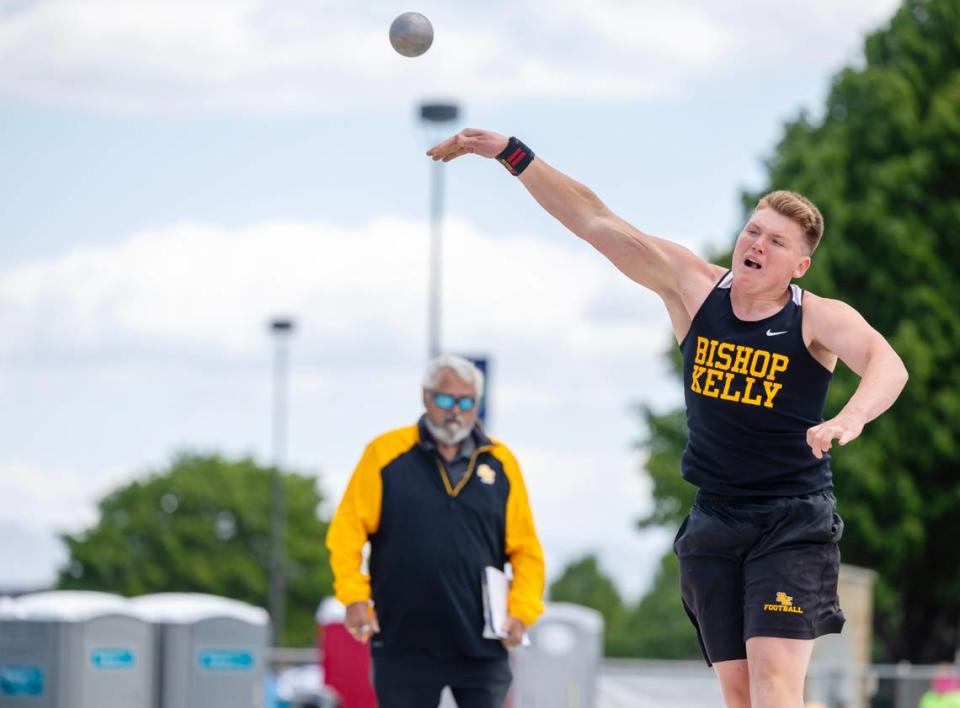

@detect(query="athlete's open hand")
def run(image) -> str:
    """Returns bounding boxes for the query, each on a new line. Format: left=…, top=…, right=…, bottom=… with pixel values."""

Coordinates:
left=806, top=414, right=864, bottom=459
left=427, top=128, right=509, bottom=163
left=345, top=600, right=380, bottom=644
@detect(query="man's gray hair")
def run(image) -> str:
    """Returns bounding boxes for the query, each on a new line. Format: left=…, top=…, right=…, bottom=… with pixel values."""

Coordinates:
left=422, top=354, right=485, bottom=397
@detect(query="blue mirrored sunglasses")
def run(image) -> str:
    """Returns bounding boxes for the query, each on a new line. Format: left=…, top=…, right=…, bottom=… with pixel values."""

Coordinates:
left=429, top=391, right=476, bottom=412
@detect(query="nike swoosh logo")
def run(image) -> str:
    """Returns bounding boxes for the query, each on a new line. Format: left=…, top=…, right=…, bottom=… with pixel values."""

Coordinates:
left=766, top=329, right=788, bottom=336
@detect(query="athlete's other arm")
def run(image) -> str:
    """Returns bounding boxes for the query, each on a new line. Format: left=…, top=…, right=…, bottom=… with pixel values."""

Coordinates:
left=427, top=129, right=720, bottom=339
left=803, top=294, right=909, bottom=459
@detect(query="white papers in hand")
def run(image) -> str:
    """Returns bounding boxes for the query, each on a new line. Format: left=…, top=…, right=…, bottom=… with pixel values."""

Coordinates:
left=482, top=566, right=530, bottom=646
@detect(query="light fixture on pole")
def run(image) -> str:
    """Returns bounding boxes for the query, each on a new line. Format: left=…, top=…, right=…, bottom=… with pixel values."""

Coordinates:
left=268, top=316, right=295, bottom=648
left=419, top=101, right=460, bottom=359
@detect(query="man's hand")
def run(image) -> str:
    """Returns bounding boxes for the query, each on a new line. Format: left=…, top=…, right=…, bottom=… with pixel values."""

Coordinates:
left=427, top=128, right=509, bottom=163
left=501, top=616, right=525, bottom=649
left=344, top=600, right=380, bottom=644
left=806, top=414, right=865, bottom=459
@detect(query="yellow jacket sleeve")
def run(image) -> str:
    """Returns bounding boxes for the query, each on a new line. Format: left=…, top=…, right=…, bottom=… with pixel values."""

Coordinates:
left=325, top=442, right=383, bottom=606
left=498, top=445, right=546, bottom=628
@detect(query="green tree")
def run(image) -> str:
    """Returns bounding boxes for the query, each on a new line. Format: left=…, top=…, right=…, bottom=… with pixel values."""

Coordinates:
left=616, top=404, right=702, bottom=659
left=640, top=0, right=960, bottom=661
left=636, top=404, right=694, bottom=530
left=57, top=452, right=332, bottom=647
left=549, top=555, right=627, bottom=655
left=620, top=553, right=701, bottom=659
left=549, top=551, right=701, bottom=658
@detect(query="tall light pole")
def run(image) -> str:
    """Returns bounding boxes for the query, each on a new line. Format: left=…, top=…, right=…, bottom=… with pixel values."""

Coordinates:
left=419, top=101, right=460, bottom=358
left=268, top=316, right=295, bottom=647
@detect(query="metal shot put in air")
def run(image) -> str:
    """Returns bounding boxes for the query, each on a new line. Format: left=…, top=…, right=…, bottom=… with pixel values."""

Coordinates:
left=389, top=12, right=434, bottom=57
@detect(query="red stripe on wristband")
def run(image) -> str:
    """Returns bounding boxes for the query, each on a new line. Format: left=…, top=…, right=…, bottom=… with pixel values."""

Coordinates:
left=496, top=137, right=535, bottom=176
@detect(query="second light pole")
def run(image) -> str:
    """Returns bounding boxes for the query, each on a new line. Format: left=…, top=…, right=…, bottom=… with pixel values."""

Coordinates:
left=419, top=101, right=460, bottom=358
left=268, top=316, right=295, bottom=648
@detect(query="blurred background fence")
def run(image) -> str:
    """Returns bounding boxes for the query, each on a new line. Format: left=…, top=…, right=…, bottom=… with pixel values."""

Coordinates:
left=265, top=651, right=960, bottom=708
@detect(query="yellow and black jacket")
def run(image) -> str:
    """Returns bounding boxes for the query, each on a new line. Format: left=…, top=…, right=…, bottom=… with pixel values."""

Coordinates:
left=326, top=418, right=545, bottom=659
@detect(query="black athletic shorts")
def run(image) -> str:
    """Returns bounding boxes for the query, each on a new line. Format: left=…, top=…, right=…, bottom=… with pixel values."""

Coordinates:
left=674, top=489, right=846, bottom=666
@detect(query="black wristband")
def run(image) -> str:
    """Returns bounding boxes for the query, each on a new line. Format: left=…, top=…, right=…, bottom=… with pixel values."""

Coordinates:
left=496, top=137, right=535, bottom=176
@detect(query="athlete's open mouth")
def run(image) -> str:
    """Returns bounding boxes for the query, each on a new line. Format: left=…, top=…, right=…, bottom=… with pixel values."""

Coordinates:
left=744, top=257, right=762, bottom=270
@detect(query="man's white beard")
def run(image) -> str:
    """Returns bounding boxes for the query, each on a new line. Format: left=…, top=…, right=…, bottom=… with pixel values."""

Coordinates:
left=425, top=416, right=474, bottom=446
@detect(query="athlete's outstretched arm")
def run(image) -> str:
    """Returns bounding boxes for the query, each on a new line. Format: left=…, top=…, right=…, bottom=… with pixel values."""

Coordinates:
left=427, top=128, right=718, bottom=302
left=804, top=295, right=909, bottom=458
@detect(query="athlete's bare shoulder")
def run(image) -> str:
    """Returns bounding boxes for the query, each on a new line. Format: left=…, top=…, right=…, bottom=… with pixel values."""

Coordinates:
left=667, top=262, right=729, bottom=344
left=680, top=262, right=728, bottom=314
left=801, top=290, right=858, bottom=327
left=704, top=262, right=730, bottom=284
left=800, top=290, right=865, bottom=370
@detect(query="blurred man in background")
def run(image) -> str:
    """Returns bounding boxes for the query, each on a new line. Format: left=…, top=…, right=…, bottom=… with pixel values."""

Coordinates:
left=327, top=354, right=545, bottom=708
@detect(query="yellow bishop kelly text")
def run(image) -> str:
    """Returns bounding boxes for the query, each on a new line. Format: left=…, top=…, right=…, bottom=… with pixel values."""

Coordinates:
left=691, top=336, right=790, bottom=409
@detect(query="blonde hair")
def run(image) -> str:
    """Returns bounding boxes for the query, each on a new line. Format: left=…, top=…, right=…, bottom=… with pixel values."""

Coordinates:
left=755, top=190, right=824, bottom=253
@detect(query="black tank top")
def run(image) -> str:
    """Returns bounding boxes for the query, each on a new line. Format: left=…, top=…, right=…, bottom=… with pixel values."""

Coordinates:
left=679, top=271, right=833, bottom=496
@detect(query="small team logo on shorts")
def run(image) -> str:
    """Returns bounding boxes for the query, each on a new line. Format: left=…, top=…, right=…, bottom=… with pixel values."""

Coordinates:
left=763, top=591, right=804, bottom=615
left=477, top=464, right=496, bottom=485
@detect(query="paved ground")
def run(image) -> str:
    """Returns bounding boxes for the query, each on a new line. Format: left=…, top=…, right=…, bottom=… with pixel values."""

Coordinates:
left=459, top=659, right=726, bottom=708
left=597, top=661, right=725, bottom=708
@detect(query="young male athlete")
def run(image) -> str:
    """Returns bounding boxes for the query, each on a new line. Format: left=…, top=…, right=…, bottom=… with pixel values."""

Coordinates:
left=427, top=129, right=908, bottom=708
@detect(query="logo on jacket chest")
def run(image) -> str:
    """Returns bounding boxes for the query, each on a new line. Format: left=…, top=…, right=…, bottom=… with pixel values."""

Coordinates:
left=476, top=464, right=496, bottom=485
left=690, top=336, right=791, bottom=408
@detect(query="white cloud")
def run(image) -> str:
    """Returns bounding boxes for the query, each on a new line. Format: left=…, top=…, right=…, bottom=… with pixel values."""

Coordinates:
left=542, top=0, right=734, bottom=66
left=519, top=446, right=672, bottom=599
left=0, top=214, right=677, bottom=596
left=0, top=521, right=68, bottom=588
left=0, top=462, right=105, bottom=531
left=0, top=0, right=900, bottom=114
left=0, top=216, right=664, bottom=360
left=710, top=0, right=900, bottom=72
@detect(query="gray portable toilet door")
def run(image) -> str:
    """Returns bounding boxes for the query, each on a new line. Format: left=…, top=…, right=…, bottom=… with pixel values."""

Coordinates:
left=78, top=616, right=153, bottom=708
left=0, top=621, right=59, bottom=708
left=189, top=617, right=265, bottom=708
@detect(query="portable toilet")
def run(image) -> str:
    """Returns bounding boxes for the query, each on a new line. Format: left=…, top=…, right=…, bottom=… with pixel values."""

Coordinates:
left=512, top=602, right=604, bottom=708
left=0, top=590, right=154, bottom=708
left=129, top=593, right=269, bottom=708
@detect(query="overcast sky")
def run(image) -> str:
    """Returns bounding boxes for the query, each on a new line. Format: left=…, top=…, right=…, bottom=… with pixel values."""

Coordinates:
left=0, top=0, right=900, bottom=602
